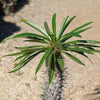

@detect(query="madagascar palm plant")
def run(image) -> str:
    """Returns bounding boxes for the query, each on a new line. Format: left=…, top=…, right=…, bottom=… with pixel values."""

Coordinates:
left=3, top=13, right=100, bottom=99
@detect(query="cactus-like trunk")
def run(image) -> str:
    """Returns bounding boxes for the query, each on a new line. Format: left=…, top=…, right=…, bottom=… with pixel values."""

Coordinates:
left=43, top=64, right=64, bottom=100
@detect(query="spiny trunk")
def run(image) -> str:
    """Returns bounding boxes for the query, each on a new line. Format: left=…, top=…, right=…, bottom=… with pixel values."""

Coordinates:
left=43, top=64, right=64, bottom=100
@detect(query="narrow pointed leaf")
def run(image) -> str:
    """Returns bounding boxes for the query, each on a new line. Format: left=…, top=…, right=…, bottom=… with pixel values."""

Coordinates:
left=49, top=54, right=56, bottom=84
left=63, top=16, right=76, bottom=33
left=58, top=16, right=76, bottom=39
left=24, top=37, right=49, bottom=44
left=89, top=49, right=100, bottom=53
left=71, top=22, right=93, bottom=32
left=61, top=32, right=81, bottom=42
left=2, top=35, right=14, bottom=42
left=67, top=47, right=93, bottom=54
left=73, top=51, right=93, bottom=63
left=52, top=13, right=56, bottom=36
left=64, top=52, right=85, bottom=66
left=74, top=26, right=92, bottom=34
left=75, top=44, right=100, bottom=48
left=63, top=27, right=92, bottom=42
left=3, top=33, right=50, bottom=42
left=8, top=51, right=43, bottom=73
left=64, top=16, right=76, bottom=28
left=44, top=21, right=54, bottom=40
left=57, top=54, right=64, bottom=70
left=45, top=53, right=52, bottom=67
left=63, top=44, right=100, bottom=49
left=15, top=45, right=45, bottom=50
left=61, top=27, right=92, bottom=43
left=22, top=19, right=49, bottom=38
left=21, top=47, right=46, bottom=54
left=3, top=52, right=23, bottom=57
left=44, top=22, right=51, bottom=35
left=35, top=48, right=52, bottom=75
left=86, top=40, right=100, bottom=44
left=24, top=40, right=48, bottom=44
left=58, top=16, right=69, bottom=39
left=14, top=54, right=26, bottom=62
left=55, top=40, right=63, bottom=49
left=14, top=55, right=30, bottom=68
left=64, top=40, right=100, bottom=45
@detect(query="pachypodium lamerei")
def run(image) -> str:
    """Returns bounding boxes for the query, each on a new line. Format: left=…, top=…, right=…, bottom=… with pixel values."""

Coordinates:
left=3, top=13, right=100, bottom=100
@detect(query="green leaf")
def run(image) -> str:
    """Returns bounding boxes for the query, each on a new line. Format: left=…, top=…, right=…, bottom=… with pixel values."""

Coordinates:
left=61, top=22, right=92, bottom=42
left=24, top=40, right=48, bottom=44
left=63, top=16, right=76, bottom=33
left=40, top=87, right=45, bottom=90
left=8, top=51, right=43, bottom=73
left=3, top=33, right=50, bottom=42
left=64, top=16, right=76, bottom=28
left=14, top=54, right=26, bottom=62
left=64, top=52, right=85, bottom=66
left=58, top=16, right=69, bottom=39
left=15, top=45, right=45, bottom=50
left=75, top=44, right=100, bottom=48
left=61, top=27, right=92, bottom=43
left=58, top=16, right=76, bottom=40
left=20, top=47, right=46, bottom=54
left=22, top=19, right=49, bottom=38
left=45, top=52, right=52, bottom=67
left=35, top=48, right=52, bottom=75
left=64, top=40, right=100, bottom=45
left=49, top=54, right=56, bottom=84
left=14, top=54, right=30, bottom=68
left=73, top=27, right=92, bottom=34
left=40, top=94, right=44, bottom=99
left=3, top=52, right=23, bottom=57
left=23, top=37, right=49, bottom=44
left=52, top=13, right=56, bottom=36
left=61, top=32, right=81, bottom=42
left=55, top=40, right=63, bottom=49
left=2, top=35, right=14, bottom=42
left=71, top=22, right=93, bottom=32
left=63, top=27, right=92, bottom=41
left=63, top=44, right=100, bottom=49
left=73, top=51, right=93, bottom=63
left=44, top=21, right=52, bottom=40
left=86, top=40, right=100, bottom=44
left=56, top=54, right=64, bottom=70
left=67, top=47, right=93, bottom=54
left=89, top=49, right=100, bottom=53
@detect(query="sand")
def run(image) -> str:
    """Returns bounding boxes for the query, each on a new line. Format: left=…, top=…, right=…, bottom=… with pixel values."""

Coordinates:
left=0, top=0, right=100, bottom=100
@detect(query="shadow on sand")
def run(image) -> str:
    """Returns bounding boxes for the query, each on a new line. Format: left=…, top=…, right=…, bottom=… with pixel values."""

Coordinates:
left=0, top=0, right=29, bottom=42
left=13, top=0, right=29, bottom=14
left=87, top=85, right=100, bottom=100
left=0, top=16, right=20, bottom=42
left=92, top=85, right=100, bottom=100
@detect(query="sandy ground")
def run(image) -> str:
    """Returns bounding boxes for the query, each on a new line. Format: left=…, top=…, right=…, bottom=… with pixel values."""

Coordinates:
left=0, top=0, right=100, bottom=100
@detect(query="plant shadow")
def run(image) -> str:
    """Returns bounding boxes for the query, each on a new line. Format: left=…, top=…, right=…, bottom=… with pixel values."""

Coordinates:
left=88, top=85, right=100, bottom=100
left=13, top=0, right=29, bottom=14
left=0, top=0, right=29, bottom=42
left=0, top=15, right=20, bottom=42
